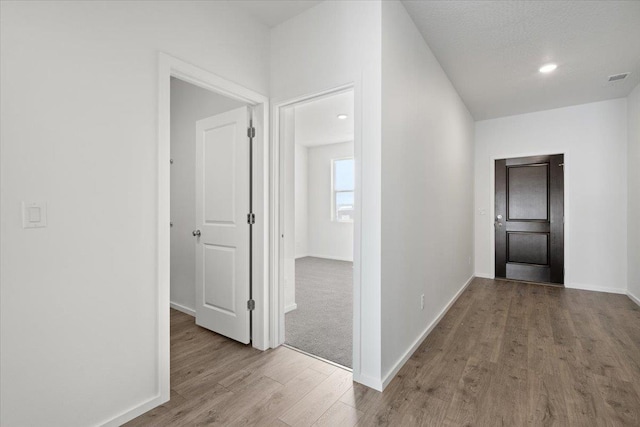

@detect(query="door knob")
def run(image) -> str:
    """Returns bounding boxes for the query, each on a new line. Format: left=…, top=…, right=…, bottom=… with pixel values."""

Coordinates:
left=192, top=229, right=201, bottom=237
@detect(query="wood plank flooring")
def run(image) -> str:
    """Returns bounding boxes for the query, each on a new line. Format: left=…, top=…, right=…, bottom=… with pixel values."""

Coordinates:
left=126, top=278, right=640, bottom=426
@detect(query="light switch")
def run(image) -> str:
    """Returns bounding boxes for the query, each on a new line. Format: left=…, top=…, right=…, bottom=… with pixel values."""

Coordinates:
left=22, top=202, right=47, bottom=229
left=29, top=207, right=41, bottom=222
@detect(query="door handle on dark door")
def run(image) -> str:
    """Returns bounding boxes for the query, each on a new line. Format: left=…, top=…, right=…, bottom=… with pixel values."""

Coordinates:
left=192, top=229, right=201, bottom=237
left=495, top=215, right=503, bottom=228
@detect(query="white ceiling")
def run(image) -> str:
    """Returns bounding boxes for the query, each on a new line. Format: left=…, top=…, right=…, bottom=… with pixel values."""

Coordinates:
left=228, top=0, right=321, bottom=28
left=402, top=0, right=640, bottom=120
left=294, top=91, right=354, bottom=147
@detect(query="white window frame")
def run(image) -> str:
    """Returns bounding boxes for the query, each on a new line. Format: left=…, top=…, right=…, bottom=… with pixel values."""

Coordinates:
left=332, top=156, right=355, bottom=223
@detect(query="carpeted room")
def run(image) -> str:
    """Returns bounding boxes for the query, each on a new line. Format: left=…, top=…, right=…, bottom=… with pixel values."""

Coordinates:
left=281, top=90, right=355, bottom=368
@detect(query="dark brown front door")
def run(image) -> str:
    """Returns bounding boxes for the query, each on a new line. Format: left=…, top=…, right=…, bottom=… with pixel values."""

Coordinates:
left=495, top=154, right=564, bottom=284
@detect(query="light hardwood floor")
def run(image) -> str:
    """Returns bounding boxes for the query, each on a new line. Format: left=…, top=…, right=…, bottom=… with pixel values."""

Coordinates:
left=127, top=278, right=640, bottom=426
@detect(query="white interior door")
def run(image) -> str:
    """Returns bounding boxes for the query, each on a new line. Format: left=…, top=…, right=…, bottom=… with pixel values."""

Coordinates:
left=195, top=106, right=251, bottom=344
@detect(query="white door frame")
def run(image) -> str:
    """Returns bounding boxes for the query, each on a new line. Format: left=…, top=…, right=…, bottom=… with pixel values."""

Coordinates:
left=157, top=52, right=270, bottom=403
left=270, top=84, right=361, bottom=376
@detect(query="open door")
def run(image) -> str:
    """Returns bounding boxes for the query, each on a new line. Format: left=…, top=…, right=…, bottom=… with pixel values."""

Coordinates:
left=194, top=106, right=252, bottom=344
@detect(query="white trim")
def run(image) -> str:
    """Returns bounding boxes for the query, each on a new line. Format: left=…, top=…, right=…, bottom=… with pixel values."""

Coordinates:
left=627, top=291, right=640, bottom=307
left=381, top=275, right=474, bottom=390
left=100, top=395, right=166, bottom=427
left=294, top=254, right=309, bottom=260
left=356, top=373, right=384, bottom=392
left=284, top=303, right=298, bottom=313
left=170, top=302, right=195, bottom=317
left=564, top=283, right=627, bottom=295
left=120, top=52, right=270, bottom=427
left=304, top=254, right=354, bottom=262
left=473, top=272, right=494, bottom=279
left=271, top=84, right=364, bottom=384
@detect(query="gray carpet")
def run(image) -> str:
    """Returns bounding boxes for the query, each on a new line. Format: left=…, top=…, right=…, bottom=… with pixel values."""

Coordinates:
left=285, top=257, right=353, bottom=368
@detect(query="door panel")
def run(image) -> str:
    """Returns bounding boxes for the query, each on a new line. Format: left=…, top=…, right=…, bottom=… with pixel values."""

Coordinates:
left=203, top=124, right=236, bottom=224
left=507, top=232, right=548, bottom=265
left=507, top=165, right=549, bottom=220
left=203, top=244, right=236, bottom=315
left=495, top=154, right=564, bottom=284
left=195, top=106, right=251, bottom=344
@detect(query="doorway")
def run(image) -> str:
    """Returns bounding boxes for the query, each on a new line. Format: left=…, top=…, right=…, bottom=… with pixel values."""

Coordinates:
left=494, top=154, right=564, bottom=284
left=157, top=53, right=270, bottom=405
left=279, top=89, right=355, bottom=368
left=170, top=77, right=253, bottom=342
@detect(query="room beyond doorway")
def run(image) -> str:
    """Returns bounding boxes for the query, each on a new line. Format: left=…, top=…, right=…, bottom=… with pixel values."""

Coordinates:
left=280, top=89, right=355, bottom=368
left=286, top=257, right=353, bottom=367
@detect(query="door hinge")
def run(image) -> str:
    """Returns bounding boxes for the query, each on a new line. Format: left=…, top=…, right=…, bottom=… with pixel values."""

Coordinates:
left=247, top=213, right=255, bottom=224
left=248, top=127, right=255, bottom=138
left=247, top=299, right=255, bottom=311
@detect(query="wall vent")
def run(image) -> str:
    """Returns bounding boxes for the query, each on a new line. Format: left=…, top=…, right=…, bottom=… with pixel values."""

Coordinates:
left=608, top=72, right=630, bottom=82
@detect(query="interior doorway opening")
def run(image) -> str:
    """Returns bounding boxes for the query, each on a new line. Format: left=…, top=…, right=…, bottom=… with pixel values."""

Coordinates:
left=169, top=76, right=255, bottom=342
left=279, top=89, right=355, bottom=369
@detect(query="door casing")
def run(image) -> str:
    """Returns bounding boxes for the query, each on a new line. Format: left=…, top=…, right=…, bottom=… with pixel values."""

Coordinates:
left=270, top=84, right=363, bottom=383
left=157, top=53, right=269, bottom=409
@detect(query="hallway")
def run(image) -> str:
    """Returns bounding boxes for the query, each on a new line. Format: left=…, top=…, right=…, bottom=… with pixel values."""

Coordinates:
left=128, top=278, right=640, bottom=426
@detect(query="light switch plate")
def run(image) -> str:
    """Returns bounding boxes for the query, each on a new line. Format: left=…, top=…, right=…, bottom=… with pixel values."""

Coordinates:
left=22, top=202, right=47, bottom=229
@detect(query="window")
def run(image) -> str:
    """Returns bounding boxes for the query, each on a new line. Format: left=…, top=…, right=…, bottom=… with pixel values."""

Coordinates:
left=332, top=158, right=354, bottom=222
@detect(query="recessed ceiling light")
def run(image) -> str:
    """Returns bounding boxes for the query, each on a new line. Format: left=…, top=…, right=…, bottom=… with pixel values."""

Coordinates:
left=539, top=63, right=557, bottom=73
left=337, top=114, right=348, bottom=120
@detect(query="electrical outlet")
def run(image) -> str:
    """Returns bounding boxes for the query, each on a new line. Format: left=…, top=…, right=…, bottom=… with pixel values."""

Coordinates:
left=420, top=294, right=424, bottom=310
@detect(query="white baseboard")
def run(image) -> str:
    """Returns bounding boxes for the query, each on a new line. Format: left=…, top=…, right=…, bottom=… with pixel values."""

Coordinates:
left=353, top=372, right=383, bottom=392
left=100, top=394, right=167, bottom=426
left=285, top=303, right=298, bottom=313
left=295, top=254, right=309, bottom=259
left=474, top=273, right=494, bottom=279
left=381, top=275, right=475, bottom=390
left=627, top=291, right=640, bottom=307
left=305, top=253, right=354, bottom=262
left=564, top=283, right=627, bottom=295
left=170, top=301, right=195, bottom=317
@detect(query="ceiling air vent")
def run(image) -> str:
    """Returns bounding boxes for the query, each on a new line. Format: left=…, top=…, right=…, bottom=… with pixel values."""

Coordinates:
left=608, top=72, right=630, bottom=82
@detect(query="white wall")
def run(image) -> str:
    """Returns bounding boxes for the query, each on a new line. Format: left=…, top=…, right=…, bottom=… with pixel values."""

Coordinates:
left=380, top=0, right=475, bottom=385
left=271, top=0, right=383, bottom=388
left=0, top=2, right=269, bottom=426
left=307, top=141, right=354, bottom=261
left=475, top=99, right=628, bottom=294
left=629, top=84, right=640, bottom=302
left=295, top=144, right=309, bottom=258
left=170, top=78, right=245, bottom=314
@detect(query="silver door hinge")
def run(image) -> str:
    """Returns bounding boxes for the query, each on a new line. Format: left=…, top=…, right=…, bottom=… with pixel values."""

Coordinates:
left=248, top=127, right=255, bottom=138
left=247, top=299, right=255, bottom=311
left=247, top=213, right=255, bottom=224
